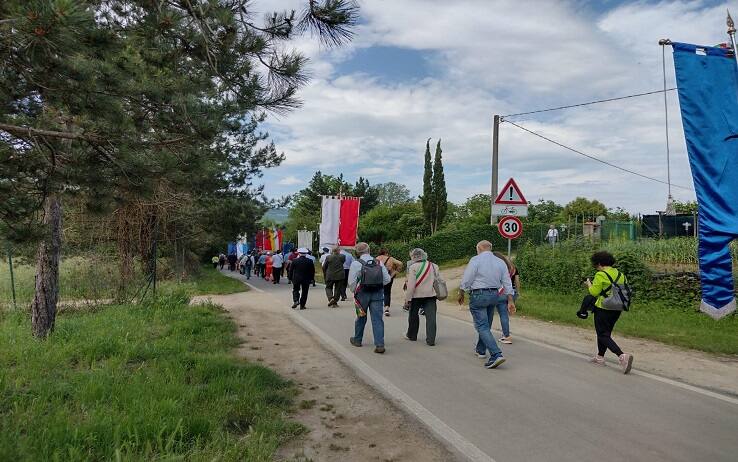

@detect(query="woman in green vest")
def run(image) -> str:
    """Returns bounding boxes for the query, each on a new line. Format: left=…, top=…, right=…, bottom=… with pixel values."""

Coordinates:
left=577, top=251, right=634, bottom=374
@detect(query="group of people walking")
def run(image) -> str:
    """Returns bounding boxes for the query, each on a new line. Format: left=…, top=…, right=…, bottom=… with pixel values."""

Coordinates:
left=218, top=240, right=633, bottom=373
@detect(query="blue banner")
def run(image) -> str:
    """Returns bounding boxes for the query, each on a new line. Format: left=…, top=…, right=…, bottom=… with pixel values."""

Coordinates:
left=227, top=242, right=236, bottom=255
left=673, top=42, right=738, bottom=318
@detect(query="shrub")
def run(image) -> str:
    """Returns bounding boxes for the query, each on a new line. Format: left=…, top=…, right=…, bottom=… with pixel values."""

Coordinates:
left=371, top=223, right=545, bottom=263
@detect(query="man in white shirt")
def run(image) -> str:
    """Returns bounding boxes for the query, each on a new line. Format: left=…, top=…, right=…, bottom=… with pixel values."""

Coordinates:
left=458, top=240, right=515, bottom=369
left=348, top=242, right=391, bottom=354
left=271, top=252, right=284, bottom=284
left=319, top=247, right=330, bottom=266
left=546, top=224, right=559, bottom=247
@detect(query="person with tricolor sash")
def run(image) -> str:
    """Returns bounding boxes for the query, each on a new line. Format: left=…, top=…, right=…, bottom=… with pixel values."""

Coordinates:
left=404, top=248, right=439, bottom=346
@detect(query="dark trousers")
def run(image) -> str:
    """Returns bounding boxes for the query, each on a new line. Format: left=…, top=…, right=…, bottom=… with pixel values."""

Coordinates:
left=259, top=264, right=266, bottom=278
left=582, top=295, right=624, bottom=356
left=340, top=269, right=349, bottom=299
left=383, top=277, right=395, bottom=307
left=244, top=264, right=252, bottom=279
left=273, top=267, right=282, bottom=284
left=325, top=279, right=345, bottom=303
left=407, top=297, right=437, bottom=345
left=212, top=262, right=218, bottom=269
left=228, top=262, right=236, bottom=271
left=293, top=282, right=310, bottom=308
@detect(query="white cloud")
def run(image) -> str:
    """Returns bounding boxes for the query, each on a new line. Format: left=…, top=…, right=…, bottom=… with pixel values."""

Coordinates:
left=250, top=0, right=726, bottom=213
left=277, top=175, right=304, bottom=186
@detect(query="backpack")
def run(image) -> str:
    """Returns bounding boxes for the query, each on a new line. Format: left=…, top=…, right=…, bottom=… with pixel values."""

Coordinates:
left=359, top=259, right=385, bottom=291
left=599, top=270, right=633, bottom=311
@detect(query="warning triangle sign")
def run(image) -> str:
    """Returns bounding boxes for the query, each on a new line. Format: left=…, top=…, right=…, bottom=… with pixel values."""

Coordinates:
left=494, top=178, right=527, bottom=205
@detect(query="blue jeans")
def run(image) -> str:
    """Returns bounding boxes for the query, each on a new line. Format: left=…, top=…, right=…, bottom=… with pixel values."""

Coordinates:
left=354, top=293, right=385, bottom=347
left=494, top=298, right=510, bottom=338
left=469, top=291, right=503, bottom=358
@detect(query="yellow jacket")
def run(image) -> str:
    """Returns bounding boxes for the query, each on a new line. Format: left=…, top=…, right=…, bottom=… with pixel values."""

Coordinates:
left=588, top=266, right=627, bottom=309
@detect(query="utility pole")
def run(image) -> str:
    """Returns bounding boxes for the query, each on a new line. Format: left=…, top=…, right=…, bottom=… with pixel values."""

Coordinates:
left=490, top=115, right=500, bottom=224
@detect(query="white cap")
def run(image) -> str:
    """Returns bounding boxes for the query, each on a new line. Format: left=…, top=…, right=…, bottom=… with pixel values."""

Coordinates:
left=298, top=247, right=309, bottom=254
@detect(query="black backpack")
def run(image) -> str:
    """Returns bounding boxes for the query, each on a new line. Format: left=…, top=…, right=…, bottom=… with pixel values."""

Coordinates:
left=599, top=270, right=633, bottom=311
left=359, top=259, right=385, bottom=291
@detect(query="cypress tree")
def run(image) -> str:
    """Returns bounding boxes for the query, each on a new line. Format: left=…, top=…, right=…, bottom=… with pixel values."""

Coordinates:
left=421, top=138, right=434, bottom=232
left=432, top=139, right=447, bottom=233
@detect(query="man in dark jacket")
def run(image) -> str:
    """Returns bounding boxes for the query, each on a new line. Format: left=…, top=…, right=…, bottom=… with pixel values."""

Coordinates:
left=323, top=247, right=346, bottom=307
left=289, top=248, right=315, bottom=310
left=227, top=253, right=238, bottom=271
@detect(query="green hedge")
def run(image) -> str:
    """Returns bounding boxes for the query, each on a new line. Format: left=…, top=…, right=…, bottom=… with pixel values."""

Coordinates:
left=369, top=223, right=550, bottom=263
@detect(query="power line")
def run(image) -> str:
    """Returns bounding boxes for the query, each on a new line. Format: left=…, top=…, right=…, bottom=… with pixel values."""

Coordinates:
left=501, top=88, right=677, bottom=119
left=503, top=120, right=692, bottom=191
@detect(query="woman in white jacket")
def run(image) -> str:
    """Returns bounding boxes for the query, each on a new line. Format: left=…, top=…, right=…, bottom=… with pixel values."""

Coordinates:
left=404, top=248, right=439, bottom=346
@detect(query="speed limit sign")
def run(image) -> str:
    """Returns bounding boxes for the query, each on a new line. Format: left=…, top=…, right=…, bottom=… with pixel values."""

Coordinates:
left=498, top=216, right=523, bottom=239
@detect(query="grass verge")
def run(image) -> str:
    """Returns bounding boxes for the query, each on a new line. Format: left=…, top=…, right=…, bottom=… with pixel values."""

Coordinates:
left=451, top=286, right=738, bottom=355
left=0, top=291, right=302, bottom=461
left=162, top=266, right=249, bottom=296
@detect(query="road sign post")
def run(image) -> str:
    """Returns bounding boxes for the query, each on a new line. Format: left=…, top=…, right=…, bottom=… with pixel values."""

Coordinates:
left=498, top=216, right=523, bottom=257
left=494, top=179, right=526, bottom=257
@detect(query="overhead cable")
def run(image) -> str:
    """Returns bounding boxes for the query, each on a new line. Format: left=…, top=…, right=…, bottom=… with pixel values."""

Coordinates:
left=503, top=120, right=692, bottom=191
left=501, top=88, right=677, bottom=119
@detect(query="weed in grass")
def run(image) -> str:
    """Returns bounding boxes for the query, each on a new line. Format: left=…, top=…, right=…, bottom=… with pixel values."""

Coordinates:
left=319, top=404, right=334, bottom=412
left=299, top=400, right=317, bottom=410
left=328, top=443, right=349, bottom=452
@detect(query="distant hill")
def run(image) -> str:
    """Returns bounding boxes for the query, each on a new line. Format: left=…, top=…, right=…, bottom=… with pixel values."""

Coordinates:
left=261, top=208, right=289, bottom=225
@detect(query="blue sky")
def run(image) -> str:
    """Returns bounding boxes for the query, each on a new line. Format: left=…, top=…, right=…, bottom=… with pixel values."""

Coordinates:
left=252, top=0, right=735, bottom=213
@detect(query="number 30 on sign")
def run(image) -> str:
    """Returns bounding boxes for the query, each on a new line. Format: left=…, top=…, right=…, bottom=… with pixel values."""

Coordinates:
left=498, top=216, right=523, bottom=240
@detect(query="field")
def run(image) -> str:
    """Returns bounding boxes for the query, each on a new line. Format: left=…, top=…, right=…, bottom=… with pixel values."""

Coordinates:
left=586, top=237, right=737, bottom=269
left=0, top=256, right=121, bottom=306
left=0, top=286, right=300, bottom=461
left=0, top=258, right=246, bottom=307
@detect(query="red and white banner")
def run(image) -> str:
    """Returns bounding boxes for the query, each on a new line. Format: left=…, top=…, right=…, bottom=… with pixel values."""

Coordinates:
left=319, top=196, right=361, bottom=249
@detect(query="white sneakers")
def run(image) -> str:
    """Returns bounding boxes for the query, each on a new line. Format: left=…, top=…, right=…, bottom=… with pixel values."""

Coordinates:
left=619, top=353, right=634, bottom=374
left=589, top=353, right=634, bottom=374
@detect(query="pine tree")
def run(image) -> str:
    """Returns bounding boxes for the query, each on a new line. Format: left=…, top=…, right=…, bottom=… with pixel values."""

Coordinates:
left=432, top=139, right=447, bottom=233
left=0, top=0, right=359, bottom=338
left=421, top=138, right=434, bottom=232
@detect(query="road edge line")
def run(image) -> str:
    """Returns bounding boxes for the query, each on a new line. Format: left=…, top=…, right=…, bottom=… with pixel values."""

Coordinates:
left=439, top=311, right=738, bottom=406
left=288, top=310, right=496, bottom=462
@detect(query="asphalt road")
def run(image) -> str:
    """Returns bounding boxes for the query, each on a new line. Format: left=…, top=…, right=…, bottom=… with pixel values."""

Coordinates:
left=227, top=271, right=738, bottom=462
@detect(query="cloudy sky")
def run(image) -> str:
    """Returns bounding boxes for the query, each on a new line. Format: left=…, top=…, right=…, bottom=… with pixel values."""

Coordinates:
left=252, top=0, right=731, bottom=213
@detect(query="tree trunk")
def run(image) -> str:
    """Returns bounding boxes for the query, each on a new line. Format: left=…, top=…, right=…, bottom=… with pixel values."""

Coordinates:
left=31, top=194, right=62, bottom=338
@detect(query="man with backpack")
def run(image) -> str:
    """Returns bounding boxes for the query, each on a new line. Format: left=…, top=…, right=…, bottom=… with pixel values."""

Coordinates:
left=348, top=242, right=391, bottom=354
left=577, top=251, right=634, bottom=374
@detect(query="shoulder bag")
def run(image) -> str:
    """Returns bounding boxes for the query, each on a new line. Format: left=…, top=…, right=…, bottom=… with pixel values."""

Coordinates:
left=432, top=264, right=448, bottom=301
